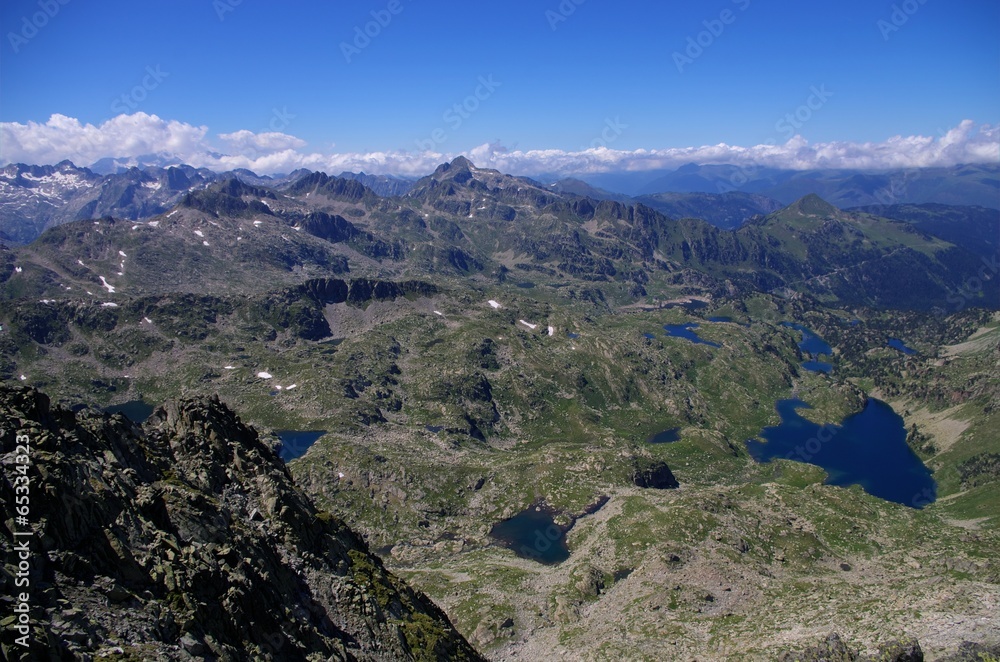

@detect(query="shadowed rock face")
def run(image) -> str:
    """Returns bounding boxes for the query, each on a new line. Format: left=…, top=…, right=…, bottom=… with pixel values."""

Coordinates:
left=0, top=385, right=483, bottom=662
left=297, top=277, right=437, bottom=306
left=630, top=459, right=680, bottom=490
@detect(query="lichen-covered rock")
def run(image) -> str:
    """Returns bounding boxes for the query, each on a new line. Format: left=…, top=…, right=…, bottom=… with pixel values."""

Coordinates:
left=777, top=632, right=924, bottom=662
left=0, top=385, right=483, bottom=661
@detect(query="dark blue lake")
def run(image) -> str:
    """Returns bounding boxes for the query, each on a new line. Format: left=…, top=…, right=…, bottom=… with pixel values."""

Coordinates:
left=663, top=323, right=721, bottom=348
left=802, top=360, right=834, bottom=374
left=567, top=332, right=580, bottom=339
left=275, top=430, right=327, bottom=462
left=782, top=322, right=834, bottom=373
left=647, top=427, right=681, bottom=444
left=490, top=505, right=571, bottom=565
left=665, top=299, right=709, bottom=311
left=746, top=399, right=936, bottom=508
left=888, top=338, right=917, bottom=355
left=104, top=400, right=155, bottom=424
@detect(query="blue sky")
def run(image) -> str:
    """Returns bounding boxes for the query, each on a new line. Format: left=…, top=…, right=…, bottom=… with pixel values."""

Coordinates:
left=1, top=0, right=998, bottom=175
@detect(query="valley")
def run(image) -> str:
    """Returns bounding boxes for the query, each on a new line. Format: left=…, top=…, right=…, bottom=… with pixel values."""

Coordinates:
left=1, top=158, right=998, bottom=660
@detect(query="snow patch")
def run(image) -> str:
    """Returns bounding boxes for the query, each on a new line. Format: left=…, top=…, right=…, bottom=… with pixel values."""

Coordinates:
left=253, top=220, right=263, bottom=226
left=434, top=311, right=444, bottom=316
left=224, top=366, right=235, bottom=370
left=119, top=250, right=127, bottom=257
left=194, top=230, right=204, bottom=237
left=488, top=300, right=502, bottom=309
left=148, top=221, right=160, bottom=227
left=143, top=317, right=153, bottom=324
left=257, top=371, right=273, bottom=379
left=19, top=375, right=26, bottom=381
left=14, top=267, right=22, bottom=273
left=548, top=326, right=555, bottom=336
left=99, top=276, right=115, bottom=293
left=202, top=240, right=210, bottom=246
left=77, top=260, right=86, bottom=266
left=519, top=320, right=538, bottom=330
left=101, top=302, right=119, bottom=308
left=285, top=384, right=297, bottom=390
left=166, top=210, right=178, bottom=218
left=338, top=472, right=345, bottom=479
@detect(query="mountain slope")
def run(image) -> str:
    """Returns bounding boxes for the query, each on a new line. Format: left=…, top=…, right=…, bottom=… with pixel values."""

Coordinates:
left=626, top=163, right=1000, bottom=209
left=0, top=384, right=483, bottom=661
left=847, top=202, right=1000, bottom=262
left=0, top=162, right=217, bottom=245
left=7, top=158, right=995, bottom=313
left=634, top=191, right=784, bottom=229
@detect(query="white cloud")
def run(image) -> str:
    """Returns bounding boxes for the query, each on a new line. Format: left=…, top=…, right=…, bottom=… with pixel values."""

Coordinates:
left=0, top=113, right=208, bottom=167
left=218, top=130, right=307, bottom=154
left=1, top=113, right=997, bottom=178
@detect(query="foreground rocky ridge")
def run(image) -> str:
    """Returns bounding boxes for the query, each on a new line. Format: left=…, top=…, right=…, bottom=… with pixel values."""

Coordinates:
left=0, top=385, right=482, bottom=661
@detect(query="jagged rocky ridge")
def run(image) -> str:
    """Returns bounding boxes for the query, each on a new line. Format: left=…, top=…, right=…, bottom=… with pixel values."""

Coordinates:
left=0, top=385, right=483, bottom=661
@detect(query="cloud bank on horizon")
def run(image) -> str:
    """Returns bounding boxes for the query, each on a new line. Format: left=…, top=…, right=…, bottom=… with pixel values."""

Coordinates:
left=2, top=113, right=997, bottom=178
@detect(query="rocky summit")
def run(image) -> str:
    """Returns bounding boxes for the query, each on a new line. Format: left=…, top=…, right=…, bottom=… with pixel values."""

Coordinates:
left=0, top=384, right=483, bottom=661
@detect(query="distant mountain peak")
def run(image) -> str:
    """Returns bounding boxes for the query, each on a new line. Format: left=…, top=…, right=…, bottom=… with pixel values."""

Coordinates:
left=788, top=193, right=841, bottom=217
left=428, top=156, right=477, bottom=181
left=449, top=155, right=475, bottom=170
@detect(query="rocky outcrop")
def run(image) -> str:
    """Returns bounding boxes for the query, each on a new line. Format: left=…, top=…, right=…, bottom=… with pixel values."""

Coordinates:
left=937, top=641, right=1000, bottom=661
left=630, top=459, right=680, bottom=490
left=777, top=632, right=923, bottom=662
left=297, top=278, right=437, bottom=306
left=0, top=385, right=483, bottom=661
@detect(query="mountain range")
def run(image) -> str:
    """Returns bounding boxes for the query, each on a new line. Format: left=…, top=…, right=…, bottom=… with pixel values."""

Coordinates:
left=6, top=156, right=995, bottom=313
left=3, top=160, right=997, bottom=246
left=1, top=156, right=998, bottom=659
left=580, top=162, right=1000, bottom=208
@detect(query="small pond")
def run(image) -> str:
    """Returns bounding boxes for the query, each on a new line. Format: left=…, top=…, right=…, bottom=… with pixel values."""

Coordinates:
left=647, top=427, right=681, bottom=444
left=781, top=322, right=834, bottom=373
left=490, top=504, right=571, bottom=565
left=665, top=299, right=709, bottom=311
left=887, top=338, right=917, bottom=355
left=275, top=430, right=327, bottom=462
left=663, top=323, right=721, bottom=348
left=104, top=400, right=155, bottom=424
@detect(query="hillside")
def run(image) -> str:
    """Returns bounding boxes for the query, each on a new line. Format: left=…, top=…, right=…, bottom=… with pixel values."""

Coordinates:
left=0, top=384, right=482, bottom=661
